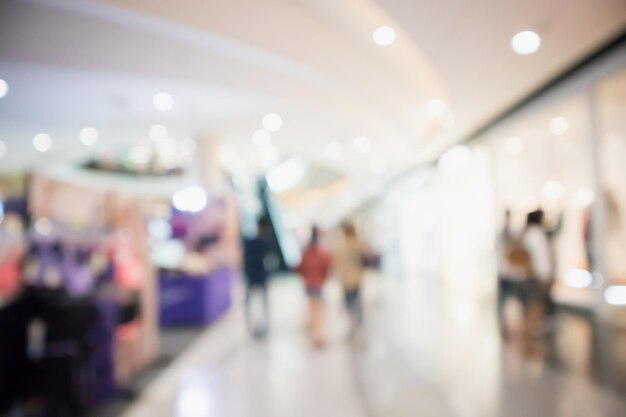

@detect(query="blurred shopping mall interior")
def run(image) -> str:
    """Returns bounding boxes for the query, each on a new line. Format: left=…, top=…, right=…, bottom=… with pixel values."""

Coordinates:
left=1, top=1, right=626, bottom=416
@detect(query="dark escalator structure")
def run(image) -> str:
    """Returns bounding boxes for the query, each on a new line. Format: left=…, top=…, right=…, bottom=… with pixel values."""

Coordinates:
left=257, top=179, right=301, bottom=273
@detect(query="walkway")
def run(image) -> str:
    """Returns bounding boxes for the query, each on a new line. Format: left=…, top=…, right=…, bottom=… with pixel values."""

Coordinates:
left=122, top=275, right=626, bottom=417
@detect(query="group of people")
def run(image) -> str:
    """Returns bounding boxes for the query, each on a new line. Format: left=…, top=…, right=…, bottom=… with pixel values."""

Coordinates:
left=243, top=219, right=368, bottom=348
left=497, top=208, right=562, bottom=338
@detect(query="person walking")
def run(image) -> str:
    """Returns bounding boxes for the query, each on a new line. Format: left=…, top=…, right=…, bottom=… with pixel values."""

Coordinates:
left=297, top=226, right=332, bottom=348
left=243, top=218, right=270, bottom=338
left=335, top=222, right=366, bottom=338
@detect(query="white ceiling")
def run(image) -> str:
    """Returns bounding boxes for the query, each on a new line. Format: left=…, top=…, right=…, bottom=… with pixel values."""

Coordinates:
left=0, top=0, right=625, bottom=207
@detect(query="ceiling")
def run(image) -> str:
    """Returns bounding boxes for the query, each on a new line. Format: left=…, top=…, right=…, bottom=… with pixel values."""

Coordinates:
left=0, top=0, right=625, bottom=216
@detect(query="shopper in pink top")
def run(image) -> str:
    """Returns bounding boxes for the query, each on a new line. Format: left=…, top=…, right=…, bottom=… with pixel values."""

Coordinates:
left=297, top=225, right=332, bottom=348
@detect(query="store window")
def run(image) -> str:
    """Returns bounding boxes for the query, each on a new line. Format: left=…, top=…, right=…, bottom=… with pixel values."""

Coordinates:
left=598, top=67, right=626, bottom=285
left=488, top=94, right=595, bottom=293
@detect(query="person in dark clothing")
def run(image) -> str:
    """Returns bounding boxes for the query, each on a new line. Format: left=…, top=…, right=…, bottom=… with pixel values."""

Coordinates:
left=243, top=218, right=270, bottom=338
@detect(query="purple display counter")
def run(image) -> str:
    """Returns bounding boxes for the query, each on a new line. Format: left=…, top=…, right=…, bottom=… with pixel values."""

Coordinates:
left=159, top=267, right=233, bottom=326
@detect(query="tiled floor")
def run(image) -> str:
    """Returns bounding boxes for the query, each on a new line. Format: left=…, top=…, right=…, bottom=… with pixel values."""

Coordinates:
left=122, top=275, right=626, bottom=417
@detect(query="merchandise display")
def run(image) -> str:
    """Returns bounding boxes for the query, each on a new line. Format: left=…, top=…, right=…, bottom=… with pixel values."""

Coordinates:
left=153, top=200, right=235, bottom=326
left=0, top=175, right=156, bottom=414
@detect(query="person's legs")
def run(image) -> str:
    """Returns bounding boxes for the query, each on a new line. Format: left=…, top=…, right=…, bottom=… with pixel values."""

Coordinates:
left=498, top=278, right=512, bottom=320
left=246, top=283, right=269, bottom=337
left=306, top=288, right=324, bottom=347
left=260, top=282, right=269, bottom=335
left=344, top=287, right=362, bottom=332
left=245, top=284, right=254, bottom=333
left=352, top=286, right=363, bottom=328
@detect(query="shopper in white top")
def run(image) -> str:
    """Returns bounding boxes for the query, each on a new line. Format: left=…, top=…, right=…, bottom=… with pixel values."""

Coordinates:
left=522, top=209, right=556, bottom=333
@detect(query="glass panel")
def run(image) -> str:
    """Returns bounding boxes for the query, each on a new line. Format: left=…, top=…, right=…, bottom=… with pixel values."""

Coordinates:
left=598, top=67, right=626, bottom=285
left=488, top=94, right=595, bottom=297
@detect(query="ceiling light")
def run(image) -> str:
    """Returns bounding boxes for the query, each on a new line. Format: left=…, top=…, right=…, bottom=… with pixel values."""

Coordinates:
left=149, top=124, right=168, bottom=141
left=511, top=31, right=541, bottom=55
left=266, top=158, right=308, bottom=193
left=549, top=117, right=569, bottom=136
left=505, top=136, right=524, bottom=156
left=325, top=142, right=343, bottom=159
left=370, top=157, right=387, bottom=174
left=353, top=136, right=370, bottom=154
left=153, top=92, right=173, bottom=112
left=564, top=269, right=592, bottom=289
left=252, top=129, right=272, bottom=146
left=173, top=186, right=208, bottom=213
left=33, top=133, right=52, bottom=152
left=426, top=99, right=446, bottom=118
left=605, top=285, right=626, bottom=306
left=373, top=26, right=396, bottom=46
left=0, top=140, right=6, bottom=158
left=542, top=181, right=564, bottom=202
left=79, top=127, right=98, bottom=146
left=262, top=113, right=282, bottom=132
left=0, top=79, right=8, bottom=98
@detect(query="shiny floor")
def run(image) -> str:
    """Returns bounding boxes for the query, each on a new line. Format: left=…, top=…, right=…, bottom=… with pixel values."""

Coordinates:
left=122, top=275, right=626, bottom=417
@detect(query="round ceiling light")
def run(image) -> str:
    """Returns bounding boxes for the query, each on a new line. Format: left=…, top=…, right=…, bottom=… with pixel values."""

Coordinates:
left=325, top=142, right=343, bottom=159
left=542, top=180, right=564, bottom=202
left=353, top=136, right=371, bottom=154
left=33, top=133, right=52, bottom=152
left=153, top=92, right=173, bottom=112
left=373, top=26, right=396, bottom=46
left=0, top=140, right=6, bottom=158
left=549, top=116, right=569, bottom=136
left=149, top=124, right=168, bottom=141
left=79, top=127, right=98, bottom=146
left=0, top=79, right=8, bottom=98
left=252, top=129, right=272, bottom=146
left=262, top=113, right=282, bottom=132
left=173, top=186, right=208, bottom=213
left=511, top=31, right=541, bottom=55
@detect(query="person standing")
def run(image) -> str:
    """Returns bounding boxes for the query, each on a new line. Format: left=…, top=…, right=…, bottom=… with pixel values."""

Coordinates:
left=497, top=210, right=516, bottom=317
left=297, top=226, right=332, bottom=348
left=335, top=222, right=366, bottom=337
left=522, top=210, right=555, bottom=335
left=243, top=218, right=270, bottom=338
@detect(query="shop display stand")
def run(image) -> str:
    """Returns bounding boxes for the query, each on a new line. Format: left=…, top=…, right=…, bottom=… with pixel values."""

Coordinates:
left=159, top=267, right=233, bottom=326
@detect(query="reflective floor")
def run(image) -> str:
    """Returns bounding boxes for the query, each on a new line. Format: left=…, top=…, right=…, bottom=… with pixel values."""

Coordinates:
left=122, top=275, right=626, bottom=417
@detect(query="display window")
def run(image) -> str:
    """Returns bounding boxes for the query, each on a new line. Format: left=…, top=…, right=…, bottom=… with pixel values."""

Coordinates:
left=488, top=95, right=595, bottom=288
left=598, top=68, right=626, bottom=284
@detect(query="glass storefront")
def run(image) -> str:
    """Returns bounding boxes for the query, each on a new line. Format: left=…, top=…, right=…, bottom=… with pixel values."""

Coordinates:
left=372, top=44, right=626, bottom=316
left=598, top=68, right=626, bottom=285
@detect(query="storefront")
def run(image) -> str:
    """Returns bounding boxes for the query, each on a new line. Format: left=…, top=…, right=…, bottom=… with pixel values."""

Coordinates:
left=369, top=40, right=626, bottom=322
